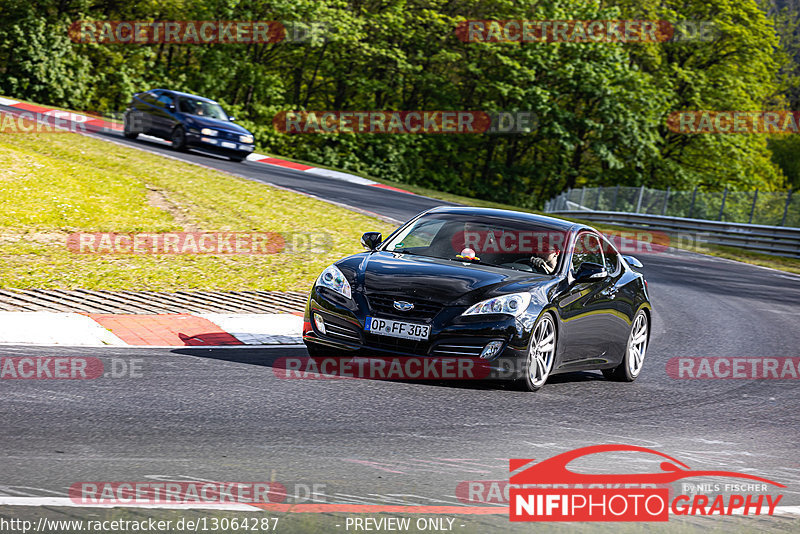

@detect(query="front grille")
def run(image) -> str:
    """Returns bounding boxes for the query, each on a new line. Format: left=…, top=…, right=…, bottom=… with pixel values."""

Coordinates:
left=362, top=333, right=429, bottom=356
left=218, top=130, right=240, bottom=141
left=367, top=294, right=442, bottom=320
left=430, top=343, right=485, bottom=357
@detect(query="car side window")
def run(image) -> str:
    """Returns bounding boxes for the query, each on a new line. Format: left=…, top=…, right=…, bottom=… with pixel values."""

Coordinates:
left=178, top=98, right=194, bottom=113
left=571, top=233, right=604, bottom=275
left=601, top=236, right=620, bottom=274
left=156, top=94, right=174, bottom=108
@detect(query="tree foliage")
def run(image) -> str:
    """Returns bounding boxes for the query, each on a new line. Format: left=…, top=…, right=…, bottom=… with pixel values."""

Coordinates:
left=0, top=0, right=792, bottom=207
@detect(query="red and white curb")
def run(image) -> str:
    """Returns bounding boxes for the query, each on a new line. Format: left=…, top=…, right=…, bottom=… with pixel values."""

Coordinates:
left=0, top=96, right=415, bottom=195
left=0, top=311, right=303, bottom=347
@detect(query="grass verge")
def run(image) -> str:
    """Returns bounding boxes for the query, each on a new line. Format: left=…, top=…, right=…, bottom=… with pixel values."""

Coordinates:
left=0, top=133, right=395, bottom=291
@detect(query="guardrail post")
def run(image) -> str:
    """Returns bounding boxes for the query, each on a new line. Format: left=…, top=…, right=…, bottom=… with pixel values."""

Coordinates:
left=612, top=185, right=620, bottom=211
left=635, top=185, right=645, bottom=213
left=781, top=189, right=793, bottom=226
left=689, top=186, right=697, bottom=218
left=718, top=187, right=728, bottom=221
left=748, top=189, right=758, bottom=224
left=662, top=186, right=670, bottom=215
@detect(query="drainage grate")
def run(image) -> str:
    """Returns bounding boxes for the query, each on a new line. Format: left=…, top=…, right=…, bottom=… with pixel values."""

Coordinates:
left=0, top=289, right=308, bottom=314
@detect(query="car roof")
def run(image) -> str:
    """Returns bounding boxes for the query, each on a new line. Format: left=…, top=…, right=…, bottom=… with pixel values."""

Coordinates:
left=425, top=205, right=582, bottom=232
left=148, top=89, right=218, bottom=104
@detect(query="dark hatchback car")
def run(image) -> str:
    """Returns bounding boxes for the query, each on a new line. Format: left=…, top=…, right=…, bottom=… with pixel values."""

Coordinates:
left=303, top=207, right=652, bottom=391
left=123, top=89, right=255, bottom=162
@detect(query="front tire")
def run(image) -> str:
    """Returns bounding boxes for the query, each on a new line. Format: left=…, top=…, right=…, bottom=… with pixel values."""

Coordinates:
left=170, top=126, right=187, bottom=151
left=521, top=313, right=557, bottom=391
left=603, top=309, right=648, bottom=382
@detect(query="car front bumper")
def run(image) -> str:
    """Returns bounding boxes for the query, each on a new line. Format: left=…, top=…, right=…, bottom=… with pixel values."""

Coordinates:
left=302, top=287, right=534, bottom=381
left=186, top=132, right=255, bottom=156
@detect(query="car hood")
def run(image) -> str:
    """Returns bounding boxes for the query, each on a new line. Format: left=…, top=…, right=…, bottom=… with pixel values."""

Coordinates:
left=339, top=251, right=552, bottom=306
left=180, top=114, right=252, bottom=136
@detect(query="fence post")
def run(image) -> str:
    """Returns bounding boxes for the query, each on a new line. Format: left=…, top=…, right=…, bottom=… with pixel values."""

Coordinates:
left=579, top=187, right=586, bottom=209
left=594, top=187, right=602, bottom=210
left=781, top=189, right=793, bottom=226
left=688, top=186, right=698, bottom=218
left=635, top=185, right=645, bottom=213
left=748, top=189, right=758, bottom=224
left=718, top=187, right=728, bottom=221
left=662, top=186, right=670, bottom=216
left=612, top=185, right=620, bottom=211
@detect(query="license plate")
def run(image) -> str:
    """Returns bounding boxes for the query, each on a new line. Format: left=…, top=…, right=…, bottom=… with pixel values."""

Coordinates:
left=365, top=317, right=430, bottom=341
left=221, top=141, right=236, bottom=149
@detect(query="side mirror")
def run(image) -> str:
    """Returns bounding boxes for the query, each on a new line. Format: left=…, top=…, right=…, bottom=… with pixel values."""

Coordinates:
left=623, top=255, right=643, bottom=268
left=228, top=116, right=236, bottom=122
left=361, top=232, right=382, bottom=250
left=574, top=262, right=607, bottom=283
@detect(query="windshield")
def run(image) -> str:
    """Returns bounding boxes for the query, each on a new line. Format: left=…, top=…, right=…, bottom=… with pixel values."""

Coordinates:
left=178, top=97, right=228, bottom=120
left=383, top=213, right=567, bottom=274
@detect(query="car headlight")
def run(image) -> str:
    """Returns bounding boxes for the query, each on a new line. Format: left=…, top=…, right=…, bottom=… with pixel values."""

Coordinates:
left=316, top=265, right=352, bottom=299
left=463, top=292, right=531, bottom=317
left=200, top=128, right=218, bottom=136
left=239, top=135, right=254, bottom=144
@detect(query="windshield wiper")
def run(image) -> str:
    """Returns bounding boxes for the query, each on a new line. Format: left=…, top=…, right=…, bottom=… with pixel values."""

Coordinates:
left=390, top=248, right=421, bottom=256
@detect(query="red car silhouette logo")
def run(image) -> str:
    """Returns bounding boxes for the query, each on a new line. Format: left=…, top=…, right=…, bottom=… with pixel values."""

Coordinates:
left=510, top=444, right=784, bottom=487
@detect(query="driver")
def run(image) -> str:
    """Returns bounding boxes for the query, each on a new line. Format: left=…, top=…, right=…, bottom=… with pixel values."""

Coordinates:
left=530, top=246, right=560, bottom=274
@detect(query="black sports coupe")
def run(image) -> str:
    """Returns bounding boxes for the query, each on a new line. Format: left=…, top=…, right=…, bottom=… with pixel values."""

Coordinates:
left=303, top=207, right=652, bottom=391
left=122, top=89, right=255, bottom=162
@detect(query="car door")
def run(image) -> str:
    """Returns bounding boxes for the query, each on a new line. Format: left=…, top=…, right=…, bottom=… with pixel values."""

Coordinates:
left=129, top=91, right=158, bottom=134
left=596, top=234, right=632, bottom=362
left=151, top=93, right=177, bottom=136
left=554, top=231, right=618, bottom=367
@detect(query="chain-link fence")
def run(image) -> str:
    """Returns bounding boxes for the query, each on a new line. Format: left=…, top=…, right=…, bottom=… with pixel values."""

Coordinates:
left=545, top=186, right=798, bottom=228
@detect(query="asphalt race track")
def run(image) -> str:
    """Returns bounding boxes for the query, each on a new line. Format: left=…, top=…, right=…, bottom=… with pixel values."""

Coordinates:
left=2, top=128, right=800, bottom=531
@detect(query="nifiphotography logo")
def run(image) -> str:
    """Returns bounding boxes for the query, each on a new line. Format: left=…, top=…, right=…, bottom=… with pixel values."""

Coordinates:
left=509, top=444, right=784, bottom=522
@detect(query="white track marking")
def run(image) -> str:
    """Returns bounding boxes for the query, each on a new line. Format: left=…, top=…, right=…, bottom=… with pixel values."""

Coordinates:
left=199, top=313, right=303, bottom=345
left=0, top=312, right=125, bottom=346
left=0, top=496, right=258, bottom=511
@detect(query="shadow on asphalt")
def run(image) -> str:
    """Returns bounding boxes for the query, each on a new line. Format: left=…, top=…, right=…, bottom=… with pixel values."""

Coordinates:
left=170, top=345, right=607, bottom=392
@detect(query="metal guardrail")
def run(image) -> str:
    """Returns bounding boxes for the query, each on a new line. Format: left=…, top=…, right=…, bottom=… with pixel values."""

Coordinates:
left=550, top=210, right=800, bottom=259
left=546, top=186, right=798, bottom=227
